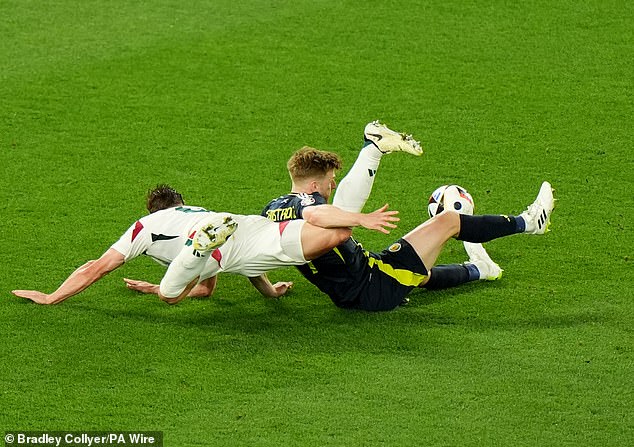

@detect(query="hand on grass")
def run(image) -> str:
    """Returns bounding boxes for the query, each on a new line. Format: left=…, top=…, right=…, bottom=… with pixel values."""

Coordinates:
left=271, top=281, right=293, bottom=298
left=11, top=290, right=52, bottom=305
left=123, top=278, right=159, bottom=295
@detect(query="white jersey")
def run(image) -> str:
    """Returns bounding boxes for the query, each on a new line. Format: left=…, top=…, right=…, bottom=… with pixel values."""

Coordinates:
left=157, top=212, right=306, bottom=298
left=111, top=206, right=306, bottom=292
left=110, top=206, right=212, bottom=266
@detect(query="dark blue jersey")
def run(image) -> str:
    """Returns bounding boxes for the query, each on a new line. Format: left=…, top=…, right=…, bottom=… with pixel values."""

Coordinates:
left=262, top=192, right=325, bottom=221
left=261, top=192, right=370, bottom=308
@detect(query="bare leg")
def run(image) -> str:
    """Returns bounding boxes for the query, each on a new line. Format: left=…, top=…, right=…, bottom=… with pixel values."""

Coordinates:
left=402, top=211, right=461, bottom=271
left=300, top=224, right=352, bottom=260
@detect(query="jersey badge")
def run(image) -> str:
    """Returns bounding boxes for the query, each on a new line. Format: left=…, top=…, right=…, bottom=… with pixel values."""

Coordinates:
left=299, top=193, right=316, bottom=206
left=388, top=243, right=402, bottom=253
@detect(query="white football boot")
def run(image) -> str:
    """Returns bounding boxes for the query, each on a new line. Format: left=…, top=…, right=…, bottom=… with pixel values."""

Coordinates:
left=193, top=214, right=238, bottom=252
left=520, top=181, right=555, bottom=235
left=364, top=120, right=422, bottom=156
left=464, top=242, right=503, bottom=281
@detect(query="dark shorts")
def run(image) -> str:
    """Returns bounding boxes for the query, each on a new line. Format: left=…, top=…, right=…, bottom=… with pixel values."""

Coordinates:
left=355, top=238, right=428, bottom=311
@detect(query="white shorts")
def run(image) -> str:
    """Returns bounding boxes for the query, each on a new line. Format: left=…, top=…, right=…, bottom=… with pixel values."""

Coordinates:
left=279, top=219, right=307, bottom=264
left=216, top=216, right=307, bottom=277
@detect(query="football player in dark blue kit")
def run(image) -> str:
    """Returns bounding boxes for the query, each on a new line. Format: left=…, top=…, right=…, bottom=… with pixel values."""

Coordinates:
left=262, top=121, right=555, bottom=311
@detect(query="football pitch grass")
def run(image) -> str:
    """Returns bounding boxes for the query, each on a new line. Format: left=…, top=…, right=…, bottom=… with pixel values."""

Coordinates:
left=1, top=0, right=632, bottom=445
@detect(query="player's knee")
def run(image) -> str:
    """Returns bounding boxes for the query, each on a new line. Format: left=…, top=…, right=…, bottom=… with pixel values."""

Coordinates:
left=158, top=282, right=182, bottom=304
left=433, top=211, right=461, bottom=237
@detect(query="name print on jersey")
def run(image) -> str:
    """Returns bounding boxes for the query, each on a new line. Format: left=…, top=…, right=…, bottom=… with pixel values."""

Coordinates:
left=265, top=207, right=297, bottom=221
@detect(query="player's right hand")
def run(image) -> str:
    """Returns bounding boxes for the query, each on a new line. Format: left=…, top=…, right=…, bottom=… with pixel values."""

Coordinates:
left=11, top=290, right=52, bottom=305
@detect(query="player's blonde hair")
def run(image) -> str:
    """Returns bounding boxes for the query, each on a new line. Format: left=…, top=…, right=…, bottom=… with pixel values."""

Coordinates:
left=287, top=146, right=343, bottom=182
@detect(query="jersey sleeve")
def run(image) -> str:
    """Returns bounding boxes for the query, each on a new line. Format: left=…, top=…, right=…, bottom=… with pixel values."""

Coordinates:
left=110, top=220, right=151, bottom=262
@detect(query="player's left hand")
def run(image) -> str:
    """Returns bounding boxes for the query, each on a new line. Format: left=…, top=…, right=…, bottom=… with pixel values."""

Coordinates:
left=123, top=278, right=160, bottom=294
left=271, top=281, right=293, bottom=298
left=361, top=204, right=400, bottom=234
left=11, top=290, right=52, bottom=305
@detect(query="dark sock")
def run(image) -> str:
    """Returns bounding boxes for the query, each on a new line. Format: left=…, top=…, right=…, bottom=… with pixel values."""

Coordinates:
left=423, top=264, right=479, bottom=290
left=457, top=214, right=524, bottom=243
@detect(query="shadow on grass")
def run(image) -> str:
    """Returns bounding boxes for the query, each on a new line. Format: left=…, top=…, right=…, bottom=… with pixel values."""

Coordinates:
left=17, top=281, right=603, bottom=358
left=5, top=279, right=604, bottom=326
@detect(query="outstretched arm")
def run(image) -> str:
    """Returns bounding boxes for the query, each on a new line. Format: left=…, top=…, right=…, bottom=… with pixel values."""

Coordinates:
left=12, top=248, right=125, bottom=305
left=124, top=276, right=217, bottom=298
left=248, top=274, right=293, bottom=298
left=302, top=203, right=399, bottom=234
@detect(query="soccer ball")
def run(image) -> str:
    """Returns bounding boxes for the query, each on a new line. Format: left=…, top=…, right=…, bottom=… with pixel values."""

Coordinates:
left=427, top=184, right=475, bottom=218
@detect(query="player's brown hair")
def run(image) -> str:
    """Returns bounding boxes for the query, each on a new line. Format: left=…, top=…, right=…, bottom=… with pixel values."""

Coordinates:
left=146, top=184, right=184, bottom=213
left=287, top=146, right=343, bottom=181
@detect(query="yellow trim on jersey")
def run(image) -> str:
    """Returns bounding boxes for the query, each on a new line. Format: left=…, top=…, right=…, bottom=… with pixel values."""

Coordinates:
left=366, top=257, right=428, bottom=287
left=332, top=247, right=345, bottom=262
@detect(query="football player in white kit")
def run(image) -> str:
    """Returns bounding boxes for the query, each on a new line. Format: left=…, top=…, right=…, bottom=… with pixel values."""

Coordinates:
left=12, top=185, right=399, bottom=305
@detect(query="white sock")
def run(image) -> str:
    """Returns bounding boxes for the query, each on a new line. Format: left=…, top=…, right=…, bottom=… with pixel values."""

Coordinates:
left=332, top=143, right=383, bottom=213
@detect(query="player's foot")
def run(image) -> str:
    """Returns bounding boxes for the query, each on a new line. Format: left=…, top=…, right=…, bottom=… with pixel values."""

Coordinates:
left=464, top=242, right=503, bottom=280
left=520, top=181, right=555, bottom=235
left=193, top=214, right=238, bottom=252
left=364, top=120, right=422, bottom=156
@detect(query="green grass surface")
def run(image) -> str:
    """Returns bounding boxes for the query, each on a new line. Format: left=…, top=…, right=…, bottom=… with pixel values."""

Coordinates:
left=1, top=0, right=632, bottom=445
